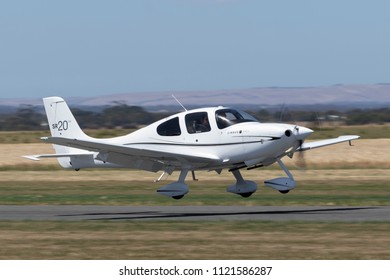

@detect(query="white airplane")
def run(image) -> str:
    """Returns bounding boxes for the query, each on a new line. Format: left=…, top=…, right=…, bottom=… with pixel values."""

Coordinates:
left=24, top=96, right=359, bottom=199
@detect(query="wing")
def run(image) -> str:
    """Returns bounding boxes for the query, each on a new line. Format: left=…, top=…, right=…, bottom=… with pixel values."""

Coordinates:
left=298, top=135, right=360, bottom=151
left=40, top=136, right=221, bottom=170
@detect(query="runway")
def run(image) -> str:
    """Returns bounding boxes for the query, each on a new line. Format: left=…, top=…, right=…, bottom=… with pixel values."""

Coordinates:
left=0, top=205, right=389, bottom=221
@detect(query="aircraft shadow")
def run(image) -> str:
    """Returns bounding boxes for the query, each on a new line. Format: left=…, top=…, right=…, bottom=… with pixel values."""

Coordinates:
left=58, top=206, right=376, bottom=221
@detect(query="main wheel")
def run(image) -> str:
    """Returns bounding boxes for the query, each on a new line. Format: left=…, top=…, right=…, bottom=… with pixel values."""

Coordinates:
left=172, top=195, right=184, bottom=200
left=240, top=192, right=253, bottom=198
left=279, top=190, right=290, bottom=194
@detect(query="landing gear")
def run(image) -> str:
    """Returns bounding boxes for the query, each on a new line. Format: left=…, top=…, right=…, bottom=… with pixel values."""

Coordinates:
left=227, top=170, right=257, bottom=197
left=265, top=158, right=296, bottom=193
left=240, top=192, right=254, bottom=198
left=156, top=169, right=189, bottom=199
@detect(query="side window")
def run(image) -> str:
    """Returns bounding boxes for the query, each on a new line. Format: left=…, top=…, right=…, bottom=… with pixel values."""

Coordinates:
left=185, top=112, right=211, bottom=134
left=157, top=117, right=181, bottom=136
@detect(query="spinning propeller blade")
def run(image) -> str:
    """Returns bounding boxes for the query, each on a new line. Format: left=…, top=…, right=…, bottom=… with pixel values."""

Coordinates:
left=295, top=140, right=307, bottom=169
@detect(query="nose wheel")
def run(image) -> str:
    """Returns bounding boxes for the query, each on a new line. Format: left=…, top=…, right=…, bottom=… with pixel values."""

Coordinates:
left=265, top=159, right=296, bottom=194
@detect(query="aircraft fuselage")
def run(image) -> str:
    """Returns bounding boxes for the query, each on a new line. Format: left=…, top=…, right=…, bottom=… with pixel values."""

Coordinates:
left=85, top=106, right=313, bottom=171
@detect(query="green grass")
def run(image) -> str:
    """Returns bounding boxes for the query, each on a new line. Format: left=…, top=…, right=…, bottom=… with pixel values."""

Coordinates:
left=310, top=124, right=390, bottom=139
left=0, top=180, right=389, bottom=206
left=0, top=220, right=389, bottom=259
left=0, top=131, right=49, bottom=143
left=0, top=171, right=388, bottom=260
left=0, top=164, right=62, bottom=171
left=0, top=165, right=388, bottom=259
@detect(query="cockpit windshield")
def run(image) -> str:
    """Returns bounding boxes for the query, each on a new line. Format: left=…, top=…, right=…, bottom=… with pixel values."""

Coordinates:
left=215, top=109, right=258, bottom=129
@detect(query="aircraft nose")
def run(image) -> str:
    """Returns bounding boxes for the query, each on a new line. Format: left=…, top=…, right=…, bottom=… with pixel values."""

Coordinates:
left=294, top=126, right=313, bottom=140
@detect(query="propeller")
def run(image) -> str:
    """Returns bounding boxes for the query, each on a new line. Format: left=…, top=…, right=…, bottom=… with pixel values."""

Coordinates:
left=277, top=105, right=314, bottom=170
left=295, top=140, right=307, bottom=169
left=287, top=139, right=306, bottom=168
left=291, top=126, right=310, bottom=169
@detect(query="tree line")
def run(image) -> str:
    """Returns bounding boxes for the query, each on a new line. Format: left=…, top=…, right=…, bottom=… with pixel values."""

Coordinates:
left=0, top=104, right=389, bottom=131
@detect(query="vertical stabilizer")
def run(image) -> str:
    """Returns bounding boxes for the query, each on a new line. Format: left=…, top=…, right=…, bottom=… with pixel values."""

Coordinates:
left=43, top=96, right=87, bottom=139
left=43, top=96, right=90, bottom=168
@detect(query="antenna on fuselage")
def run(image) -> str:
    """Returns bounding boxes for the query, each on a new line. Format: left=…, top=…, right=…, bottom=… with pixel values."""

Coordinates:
left=172, top=94, right=187, bottom=112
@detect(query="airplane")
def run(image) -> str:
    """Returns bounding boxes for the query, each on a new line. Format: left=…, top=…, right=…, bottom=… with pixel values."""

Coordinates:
left=24, top=96, right=359, bottom=199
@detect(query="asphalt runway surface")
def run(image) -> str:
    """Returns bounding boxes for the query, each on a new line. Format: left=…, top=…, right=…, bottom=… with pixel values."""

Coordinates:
left=0, top=205, right=389, bottom=221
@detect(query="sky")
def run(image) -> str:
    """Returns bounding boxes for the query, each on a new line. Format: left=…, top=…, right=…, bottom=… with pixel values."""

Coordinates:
left=1, top=0, right=389, bottom=98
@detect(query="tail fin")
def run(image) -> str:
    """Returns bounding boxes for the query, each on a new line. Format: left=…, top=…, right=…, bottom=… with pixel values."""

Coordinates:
left=43, top=96, right=88, bottom=139
left=43, top=96, right=91, bottom=168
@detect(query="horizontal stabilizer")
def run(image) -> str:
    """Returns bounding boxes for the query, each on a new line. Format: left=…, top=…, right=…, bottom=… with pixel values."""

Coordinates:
left=298, top=135, right=360, bottom=151
left=22, top=152, right=94, bottom=161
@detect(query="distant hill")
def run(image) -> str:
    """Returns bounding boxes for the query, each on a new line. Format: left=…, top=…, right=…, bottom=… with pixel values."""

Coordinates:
left=1, top=84, right=390, bottom=111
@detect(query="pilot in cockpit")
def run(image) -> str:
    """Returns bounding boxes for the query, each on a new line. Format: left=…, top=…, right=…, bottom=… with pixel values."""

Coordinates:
left=197, top=115, right=210, bottom=132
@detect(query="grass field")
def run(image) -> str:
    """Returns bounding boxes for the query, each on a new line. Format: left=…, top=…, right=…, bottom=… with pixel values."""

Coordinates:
left=0, top=170, right=389, bottom=206
left=0, top=133, right=389, bottom=259
left=0, top=169, right=388, bottom=259
left=1, top=221, right=389, bottom=259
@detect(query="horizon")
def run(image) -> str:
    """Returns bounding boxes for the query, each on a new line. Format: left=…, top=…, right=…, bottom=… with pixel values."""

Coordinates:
left=1, top=84, right=390, bottom=110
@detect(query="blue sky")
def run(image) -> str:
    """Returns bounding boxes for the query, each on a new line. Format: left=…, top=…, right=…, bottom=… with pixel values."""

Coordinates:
left=1, top=0, right=389, bottom=98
